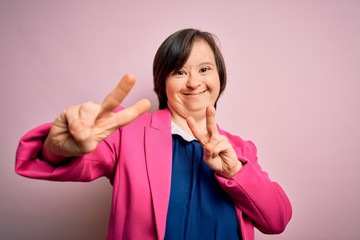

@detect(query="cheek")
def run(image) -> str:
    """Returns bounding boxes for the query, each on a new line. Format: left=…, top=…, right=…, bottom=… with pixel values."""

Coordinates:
left=166, top=78, right=183, bottom=94
left=208, top=78, right=221, bottom=94
left=165, top=81, right=178, bottom=101
left=165, top=83, right=174, bottom=97
left=165, top=78, right=172, bottom=94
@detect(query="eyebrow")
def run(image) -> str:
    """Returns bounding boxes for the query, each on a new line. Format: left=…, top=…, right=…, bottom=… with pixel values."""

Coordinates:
left=199, top=61, right=216, bottom=66
left=181, top=61, right=216, bottom=70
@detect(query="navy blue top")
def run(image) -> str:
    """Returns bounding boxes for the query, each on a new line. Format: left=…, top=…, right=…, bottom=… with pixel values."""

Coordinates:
left=164, top=134, right=241, bottom=240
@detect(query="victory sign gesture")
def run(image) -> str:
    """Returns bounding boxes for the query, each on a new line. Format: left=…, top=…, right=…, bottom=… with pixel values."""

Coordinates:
left=186, top=106, right=243, bottom=179
left=42, top=74, right=151, bottom=162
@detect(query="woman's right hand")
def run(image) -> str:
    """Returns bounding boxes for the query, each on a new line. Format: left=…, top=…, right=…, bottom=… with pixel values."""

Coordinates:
left=42, top=74, right=151, bottom=161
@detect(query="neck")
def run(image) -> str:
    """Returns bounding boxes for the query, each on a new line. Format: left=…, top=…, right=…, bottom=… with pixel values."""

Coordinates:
left=168, top=107, right=207, bottom=135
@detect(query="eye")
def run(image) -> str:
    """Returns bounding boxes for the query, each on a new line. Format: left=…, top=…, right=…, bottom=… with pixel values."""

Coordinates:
left=173, top=69, right=186, bottom=76
left=200, top=67, right=210, bottom=73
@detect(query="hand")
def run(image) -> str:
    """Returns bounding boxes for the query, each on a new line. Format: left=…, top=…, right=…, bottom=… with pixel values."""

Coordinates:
left=43, top=74, right=151, bottom=160
left=186, top=106, right=242, bottom=179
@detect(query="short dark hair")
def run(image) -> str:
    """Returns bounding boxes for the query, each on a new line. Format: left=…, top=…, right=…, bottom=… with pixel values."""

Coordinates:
left=153, top=28, right=227, bottom=109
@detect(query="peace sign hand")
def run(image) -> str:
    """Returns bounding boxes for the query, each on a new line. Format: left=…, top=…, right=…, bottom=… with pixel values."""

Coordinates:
left=186, top=106, right=243, bottom=179
left=43, top=74, right=151, bottom=161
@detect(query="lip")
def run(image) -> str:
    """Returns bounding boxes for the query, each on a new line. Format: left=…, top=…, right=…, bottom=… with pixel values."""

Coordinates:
left=182, top=89, right=207, bottom=96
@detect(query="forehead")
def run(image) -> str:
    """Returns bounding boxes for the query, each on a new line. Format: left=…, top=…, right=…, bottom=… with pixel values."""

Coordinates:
left=185, top=40, right=216, bottom=64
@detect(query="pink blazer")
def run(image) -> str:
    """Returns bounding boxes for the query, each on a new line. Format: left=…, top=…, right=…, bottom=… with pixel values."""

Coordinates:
left=15, top=108, right=292, bottom=240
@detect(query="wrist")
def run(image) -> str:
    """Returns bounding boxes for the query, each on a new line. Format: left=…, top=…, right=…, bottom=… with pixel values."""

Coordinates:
left=41, top=137, right=67, bottom=165
left=219, top=161, right=243, bottom=179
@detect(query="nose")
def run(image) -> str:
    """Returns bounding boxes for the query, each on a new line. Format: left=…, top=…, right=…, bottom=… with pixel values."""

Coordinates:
left=186, top=73, right=202, bottom=89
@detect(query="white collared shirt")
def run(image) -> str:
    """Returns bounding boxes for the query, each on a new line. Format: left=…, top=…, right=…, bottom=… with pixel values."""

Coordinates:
left=171, top=121, right=196, bottom=142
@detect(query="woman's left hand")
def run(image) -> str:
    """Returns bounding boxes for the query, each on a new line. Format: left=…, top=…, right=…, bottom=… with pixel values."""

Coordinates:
left=186, top=106, right=242, bottom=179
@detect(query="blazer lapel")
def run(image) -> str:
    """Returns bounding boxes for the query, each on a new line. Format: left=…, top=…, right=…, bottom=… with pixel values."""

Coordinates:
left=145, top=109, right=172, bottom=240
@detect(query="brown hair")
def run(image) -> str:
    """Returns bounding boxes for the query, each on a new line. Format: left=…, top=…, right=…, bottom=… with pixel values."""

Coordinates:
left=153, top=28, right=227, bottom=109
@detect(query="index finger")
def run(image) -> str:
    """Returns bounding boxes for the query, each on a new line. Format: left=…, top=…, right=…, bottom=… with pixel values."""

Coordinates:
left=100, top=74, right=136, bottom=115
left=186, top=116, right=207, bottom=146
left=205, top=105, right=219, bottom=136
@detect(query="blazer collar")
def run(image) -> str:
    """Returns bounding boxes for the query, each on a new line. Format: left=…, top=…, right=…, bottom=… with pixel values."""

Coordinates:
left=149, top=108, right=172, bottom=129
left=145, top=108, right=172, bottom=239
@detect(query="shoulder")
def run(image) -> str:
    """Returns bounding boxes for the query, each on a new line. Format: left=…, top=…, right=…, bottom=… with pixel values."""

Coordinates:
left=115, top=106, right=171, bottom=129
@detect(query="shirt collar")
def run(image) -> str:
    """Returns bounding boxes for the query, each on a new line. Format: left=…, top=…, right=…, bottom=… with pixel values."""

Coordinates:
left=171, top=120, right=196, bottom=142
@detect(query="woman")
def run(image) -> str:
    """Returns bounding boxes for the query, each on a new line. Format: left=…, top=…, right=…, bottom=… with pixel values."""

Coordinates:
left=16, top=29, right=292, bottom=240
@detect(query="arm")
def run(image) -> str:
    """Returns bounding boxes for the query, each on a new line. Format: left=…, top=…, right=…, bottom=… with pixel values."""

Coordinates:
left=15, top=123, right=118, bottom=181
left=187, top=105, right=292, bottom=234
left=215, top=139, right=292, bottom=234
left=15, top=74, right=151, bottom=181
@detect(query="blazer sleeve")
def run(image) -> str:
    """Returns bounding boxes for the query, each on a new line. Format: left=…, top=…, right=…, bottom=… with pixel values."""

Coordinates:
left=15, top=123, right=117, bottom=182
left=216, top=131, right=292, bottom=234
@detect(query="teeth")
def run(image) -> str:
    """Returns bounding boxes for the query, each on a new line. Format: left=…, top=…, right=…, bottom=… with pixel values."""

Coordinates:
left=184, top=90, right=206, bottom=95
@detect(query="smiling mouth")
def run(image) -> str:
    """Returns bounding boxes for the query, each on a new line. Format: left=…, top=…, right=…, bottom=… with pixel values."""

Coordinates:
left=183, top=90, right=207, bottom=96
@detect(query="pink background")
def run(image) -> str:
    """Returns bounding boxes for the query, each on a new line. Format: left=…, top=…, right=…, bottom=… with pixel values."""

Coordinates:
left=1, top=1, right=359, bottom=239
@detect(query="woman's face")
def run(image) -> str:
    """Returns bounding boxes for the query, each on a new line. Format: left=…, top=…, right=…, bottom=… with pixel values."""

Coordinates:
left=166, top=40, right=220, bottom=119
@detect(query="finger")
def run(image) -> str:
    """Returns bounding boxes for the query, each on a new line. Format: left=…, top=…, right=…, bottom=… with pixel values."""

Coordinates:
left=209, top=137, right=227, bottom=158
left=64, top=105, right=92, bottom=143
left=111, top=98, right=151, bottom=128
left=69, top=119, right=92, bottom=143
left=75, top=102, right=102, bottom=144
left=204, top=142, right=215, bottom=157
left=63, top=104, right=81, bottom=126
left=186, top=116, right=207, bottom=146
left=206, top=105, right=219, bottom=136
left=99, top=74, right=136, bottom=116
left=79, top=101, right=101, bottom=127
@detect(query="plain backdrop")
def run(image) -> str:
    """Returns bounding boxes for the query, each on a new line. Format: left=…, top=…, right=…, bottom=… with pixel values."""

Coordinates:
left=1, top=1, right=359, bottom=239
